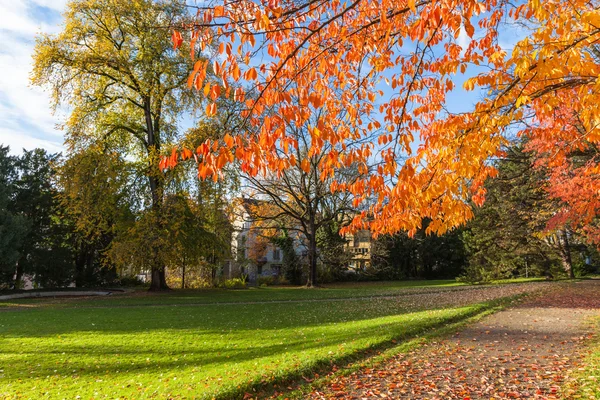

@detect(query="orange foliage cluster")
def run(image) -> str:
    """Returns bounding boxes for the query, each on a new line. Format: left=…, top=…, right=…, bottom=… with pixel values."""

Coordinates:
left=164, top=0, right=600, bottom=237
left=522, top=95, right=600, bottom=243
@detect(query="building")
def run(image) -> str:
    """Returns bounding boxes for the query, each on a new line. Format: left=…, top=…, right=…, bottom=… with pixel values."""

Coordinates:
left=226, top=198, right=300, bottom=282
left=226, top=197, right=374, bottom=282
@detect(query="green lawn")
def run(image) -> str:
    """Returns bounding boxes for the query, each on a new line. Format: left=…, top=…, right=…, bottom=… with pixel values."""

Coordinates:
left=570, top=318, right=600, bottom=398
left=0, top=279, right=465, bottom=309
left=0, top=281, right=540, bottom=399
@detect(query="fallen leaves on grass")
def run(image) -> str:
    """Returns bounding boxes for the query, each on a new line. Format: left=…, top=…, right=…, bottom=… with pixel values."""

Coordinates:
left=306, top=281, right=600, bottom=400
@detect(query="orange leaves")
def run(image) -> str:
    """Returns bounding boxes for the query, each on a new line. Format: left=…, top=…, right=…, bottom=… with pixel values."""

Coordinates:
left=223, top=133, right=234, bottom=148
left=162, top=0, right=600, bottom=237
left=206, top=103, right=217, bottom=117
left=300, top=159, right=310, bottom=173
left=171, top=30, right=183, bottom=50
left=463, top=19, right=475, bottom=38
left=244, top=67, right=258, bottom=81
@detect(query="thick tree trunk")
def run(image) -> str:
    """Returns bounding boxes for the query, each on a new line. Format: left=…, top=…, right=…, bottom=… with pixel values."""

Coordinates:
left=145, top=100, right=169, bottom=291
left=559, top=230, right=575, bottom=279
left=149, top=267, right=168, bottom=291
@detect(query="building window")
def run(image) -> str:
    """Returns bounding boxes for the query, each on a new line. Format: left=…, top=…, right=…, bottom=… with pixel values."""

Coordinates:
left=257, top=265, right=263, bottom=275
left=273, top=249, right=281, bottom=261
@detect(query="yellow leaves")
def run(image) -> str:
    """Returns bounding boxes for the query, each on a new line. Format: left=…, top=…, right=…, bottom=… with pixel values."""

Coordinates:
left=515, top=95, right=530, bottom=108
left=463, top=78, right=476, bottom=91
left=582, top=10, right=600, bottom=28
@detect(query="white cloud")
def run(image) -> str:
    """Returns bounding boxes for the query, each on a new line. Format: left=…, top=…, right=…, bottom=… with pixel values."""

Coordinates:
left=0, top=0, right=67, bottom=155
left=457, top=26, right=470, bottom=54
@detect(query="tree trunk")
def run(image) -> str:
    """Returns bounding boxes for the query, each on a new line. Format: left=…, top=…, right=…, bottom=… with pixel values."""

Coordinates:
left=559, top=229, right=575, bottom=279
left=149, top=267, right=168, bottom=291
left=306, top=221, right=318, bottom=287
left=145, top=100, right=169, bottom=291
left=13, top=257, right=24, bottom=290
left=181, top=264, right=186, bottom=289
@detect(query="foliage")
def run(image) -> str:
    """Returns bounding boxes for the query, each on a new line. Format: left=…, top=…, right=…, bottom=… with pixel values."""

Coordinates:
left=31, top=0, right=206, bottom=290
left=11, top=149, right=77, bottom=288
left=56, top=146, right=132, bottom=287
left=163, top=0, right=600, bottom=242
left=271, top=229, right=303, bottom=285
left=0, top=146, right=29, bottom=287
left=462, top=143, right=583, bottom=280
left=257, top=275, right=276, bottom=286
left=221, top=277, right=247, bottom=289
left=371, top=222, right=466, bottom=280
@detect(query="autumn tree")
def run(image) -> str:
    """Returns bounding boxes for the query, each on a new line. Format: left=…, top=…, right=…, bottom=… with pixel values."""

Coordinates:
left=32, top=0, right=209, bottom=290
left=56, top=146, right=132, bottom=286
left=161, top=193, right=221, bottom=289
left=462, top=143, right=580, bottom=281
left=239, top=119, right=360, bottom=286
left=522, top=99, right=600, bottom=245
left=162, top=0, right=600, bottom=243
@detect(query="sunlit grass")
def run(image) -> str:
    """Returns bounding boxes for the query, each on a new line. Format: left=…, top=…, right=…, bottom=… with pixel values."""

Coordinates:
left=0, top=280, right=546, bottom=399
left=568, top=318, right=600, bottom=399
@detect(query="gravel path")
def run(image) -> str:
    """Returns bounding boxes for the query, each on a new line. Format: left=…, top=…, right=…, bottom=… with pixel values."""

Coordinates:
left=308, top=280, right=600, bottom=399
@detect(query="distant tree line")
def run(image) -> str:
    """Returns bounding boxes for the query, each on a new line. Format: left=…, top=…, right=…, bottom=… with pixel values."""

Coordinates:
left=0, top=145, right=234, bottom=290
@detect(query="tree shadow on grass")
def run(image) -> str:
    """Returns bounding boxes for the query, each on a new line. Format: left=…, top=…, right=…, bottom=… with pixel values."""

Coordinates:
left=0, top=301, right=504, bottom=400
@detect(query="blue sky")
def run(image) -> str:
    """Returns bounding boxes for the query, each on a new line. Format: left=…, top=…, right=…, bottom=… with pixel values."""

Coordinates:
left=0, top=1, right=526, bottom=156
left=0, top=0, right=68, bottom=155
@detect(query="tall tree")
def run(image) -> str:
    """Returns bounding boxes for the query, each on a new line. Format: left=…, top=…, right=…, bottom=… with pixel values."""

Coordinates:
left=463, top=144, right=576, bottom=280
left=56, top=146, right=132, bottom=287
left=239, top=125, right=359, bottom=287
left=32, top=0, right=206, bottom=290
left=0, top=146, right=29, bottom=288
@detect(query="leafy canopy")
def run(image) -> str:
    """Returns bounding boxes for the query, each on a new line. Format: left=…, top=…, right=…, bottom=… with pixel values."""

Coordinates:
left=165, top=0, right=600, bottom=237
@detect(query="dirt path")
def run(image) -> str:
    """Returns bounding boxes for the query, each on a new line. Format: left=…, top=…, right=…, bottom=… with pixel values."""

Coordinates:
left=309, top=280, right=600, bottom=399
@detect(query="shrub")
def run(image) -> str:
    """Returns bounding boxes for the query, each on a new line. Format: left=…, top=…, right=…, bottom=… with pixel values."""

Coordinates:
left=118, top=275, right=146, bottom=287
left=257, top=275, right=275, bottom=286
left=222, top=276, right=247, bottom=289
left=456, top=264, right=494, bottom=285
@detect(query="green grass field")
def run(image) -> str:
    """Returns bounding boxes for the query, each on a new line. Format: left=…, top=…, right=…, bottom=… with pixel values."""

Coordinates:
left=0, top=280, right=543, bottom=399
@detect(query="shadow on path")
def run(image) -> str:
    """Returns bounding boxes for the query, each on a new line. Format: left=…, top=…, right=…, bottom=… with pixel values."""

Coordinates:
left=306, top=280, right=600, bottom=399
